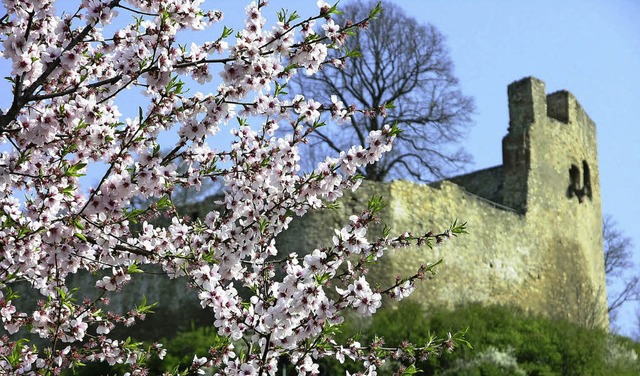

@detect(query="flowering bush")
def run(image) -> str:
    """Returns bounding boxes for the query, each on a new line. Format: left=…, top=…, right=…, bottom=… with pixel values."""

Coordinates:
left=0, top=1, right=466, bottom=374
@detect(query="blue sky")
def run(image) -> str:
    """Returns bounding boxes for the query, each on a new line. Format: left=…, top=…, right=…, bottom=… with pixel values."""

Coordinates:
left=1, top=0, right=638, bottom=336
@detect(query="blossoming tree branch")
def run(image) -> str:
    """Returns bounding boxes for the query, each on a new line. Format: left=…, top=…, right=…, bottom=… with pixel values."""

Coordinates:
left=0, top=0, right=467, bottom=374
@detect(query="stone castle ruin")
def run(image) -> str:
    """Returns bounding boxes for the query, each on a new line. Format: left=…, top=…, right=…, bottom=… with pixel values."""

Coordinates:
left=56, top=76, right=608, bottom=338
left=278, top=76, right=609, bottom=328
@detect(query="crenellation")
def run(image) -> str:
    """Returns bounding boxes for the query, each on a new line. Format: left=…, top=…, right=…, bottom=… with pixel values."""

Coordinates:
left=546, top=90, right=571, bottom=123
left=507, top=76, right=547, bottom=130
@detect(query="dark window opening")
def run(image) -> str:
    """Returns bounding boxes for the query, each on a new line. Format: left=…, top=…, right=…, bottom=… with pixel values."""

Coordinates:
left=582, top=160, right=592, bottom=200
left=567, top=160, right=592, bottom=203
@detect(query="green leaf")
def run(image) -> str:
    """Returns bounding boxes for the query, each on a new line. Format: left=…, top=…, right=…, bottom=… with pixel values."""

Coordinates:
left=274, top=81, right=288, bottom=96
left=62, top=185, right=75, bottom=197
left=325, top=202, right=340, bottom=210
left=123, top=336, right=143, bottom=351
left=135, top=295, right=157, bottom=315
left=259, top=218, right=268, bottom=234
left=311, top=119, right=326, bottom=130
left=344, top=48, right=363, bottom=59
left=156, top=195, right=172, bottom=210
left=66, top=162, right=87, bottom=177
left=124, top=207, right=145, bottom=224
left=282, top=62, right=300, bottom=73
left=277, top=9, right=299, bottom=23
left=287, top=10, right=299, bottom=23
left=128, top=263, right=143, bottom=274
left=328, top=2, right=343, bottom=16
left=6, top=339, right=30, bottom=367
left=314, top=272, right=331, bottom=285
left=71, top=217, right=85, bottom=230
left=367, top=195, right=386, bottom=214
left=221, top=25, right=233, bottom=38
left=365, top=254, right=377, bottom=264
left=323, top=322, right=342, bottom=337
left=452, top=327, right=473, bottom=349
left=369, top=2, right=383, bottom=19
left=166, top=75, right=185, bottom=95
left=402, top=364, right=422, bottom=375
left=388, top=122, right=403, bottom=137
left=449, top=219, right=468, bottom=235
left=75, top=120, right=89, bottom=130
left=3, top=287, right=20, bottom=301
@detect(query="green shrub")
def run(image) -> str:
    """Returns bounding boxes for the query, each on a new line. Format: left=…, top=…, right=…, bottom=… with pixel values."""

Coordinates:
left=328, top=301, right=640, bottom=375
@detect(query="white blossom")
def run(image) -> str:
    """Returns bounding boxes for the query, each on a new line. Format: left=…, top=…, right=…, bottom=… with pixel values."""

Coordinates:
left=0, top=0, right=448, bottom=373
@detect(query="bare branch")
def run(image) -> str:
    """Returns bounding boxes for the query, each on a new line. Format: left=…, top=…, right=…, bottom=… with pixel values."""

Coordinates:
left=291, top=0, right=474, bottom=182
left=603, top=215, right=634, bottom=277
left=602, top=215, right=640, bottom=319
left=608, top=276, right=640, bottom=314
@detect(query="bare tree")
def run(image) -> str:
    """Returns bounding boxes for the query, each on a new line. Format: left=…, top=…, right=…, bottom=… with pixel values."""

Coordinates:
left=293, top=0, right=474, bottom=181
left=603, top=215, right=639, bottom=320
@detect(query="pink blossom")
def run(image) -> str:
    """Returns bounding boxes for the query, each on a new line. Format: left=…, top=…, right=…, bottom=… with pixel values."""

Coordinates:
left=0, top=1, right=453, bottom=374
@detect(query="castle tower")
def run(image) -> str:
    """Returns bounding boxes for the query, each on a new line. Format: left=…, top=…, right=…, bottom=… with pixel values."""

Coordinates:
left=503, top=77, right=600, bottom=216
left=498, top=77, right=607, bottom=326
